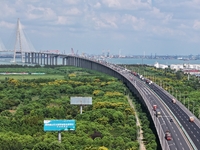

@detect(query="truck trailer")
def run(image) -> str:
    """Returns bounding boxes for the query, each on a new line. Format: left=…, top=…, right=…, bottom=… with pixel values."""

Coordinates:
left=165, top=131, right=172, bottom=141
left=153, top=105, right=157, bottom=111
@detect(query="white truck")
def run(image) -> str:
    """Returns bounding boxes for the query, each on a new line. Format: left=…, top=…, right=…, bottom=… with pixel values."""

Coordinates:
left=172, top=98, right=176, bottom=104
left=156, top=109, right=161, bottom=117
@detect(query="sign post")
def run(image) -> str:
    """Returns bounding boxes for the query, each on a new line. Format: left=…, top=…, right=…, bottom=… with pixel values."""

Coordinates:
left=58, top=131, right=61, bottom=143
left=44, top=120, right=76, bottom=143
left=70, top=97, right=92, bottom=114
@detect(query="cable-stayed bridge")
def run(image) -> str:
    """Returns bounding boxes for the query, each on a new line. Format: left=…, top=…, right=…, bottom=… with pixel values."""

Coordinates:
left=0, top=18, right=36, bottom=63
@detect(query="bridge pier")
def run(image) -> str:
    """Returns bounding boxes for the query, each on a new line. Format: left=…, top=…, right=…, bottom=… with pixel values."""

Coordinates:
left=25, top=52, right=60, bottom=65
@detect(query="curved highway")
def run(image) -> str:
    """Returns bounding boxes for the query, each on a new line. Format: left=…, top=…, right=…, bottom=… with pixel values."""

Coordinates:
left=76, top=57, right=194, bottom=150
left=25, top=53, right=198, bottom=149
left=149, top=83, right=200, bottom=149
left=132, top=76, right=191, bottom=150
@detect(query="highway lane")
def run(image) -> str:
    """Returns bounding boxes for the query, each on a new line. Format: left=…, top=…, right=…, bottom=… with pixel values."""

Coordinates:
left=150, top=84, right=200, bottom=149
left=99, top=64, right=193, bottom=149
left=139, top=83, right=191, bottom=150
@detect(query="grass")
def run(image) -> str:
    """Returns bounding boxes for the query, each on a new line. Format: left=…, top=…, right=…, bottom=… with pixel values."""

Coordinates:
left=0, top=75, right=65, bottom=80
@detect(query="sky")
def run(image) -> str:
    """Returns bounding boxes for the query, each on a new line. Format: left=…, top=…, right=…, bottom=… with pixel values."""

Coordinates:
left=0, top=0, right=200, bottom=56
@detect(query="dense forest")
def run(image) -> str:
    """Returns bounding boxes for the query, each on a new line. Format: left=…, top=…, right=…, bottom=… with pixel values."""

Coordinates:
left=0, top=65, right=157, bottom=150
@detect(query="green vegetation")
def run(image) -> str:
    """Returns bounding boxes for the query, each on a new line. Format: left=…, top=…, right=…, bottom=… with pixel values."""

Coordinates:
left=0, top=65, right=158, bottom=150
left=126, top=64, right=200, bottom=119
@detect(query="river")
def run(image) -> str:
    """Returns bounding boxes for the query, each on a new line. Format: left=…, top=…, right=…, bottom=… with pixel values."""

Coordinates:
left=105, top=58, right=200, bottom=66
left=1, top=57, right=200, bottom=66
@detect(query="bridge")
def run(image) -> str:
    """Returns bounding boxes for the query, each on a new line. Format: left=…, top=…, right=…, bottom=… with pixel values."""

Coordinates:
left=1, top=19, right=200, bottom=150
left=21, top=53, right=199, bottom=149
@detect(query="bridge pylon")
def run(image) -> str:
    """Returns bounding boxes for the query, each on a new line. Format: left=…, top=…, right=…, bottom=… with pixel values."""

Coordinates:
left=12, top=18, right=35, bottom=63
left=12, top=18, right=24, bottom=63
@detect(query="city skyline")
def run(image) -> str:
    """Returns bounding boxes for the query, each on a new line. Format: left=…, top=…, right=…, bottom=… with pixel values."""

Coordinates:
left=0, top=0, right=200, bottom=56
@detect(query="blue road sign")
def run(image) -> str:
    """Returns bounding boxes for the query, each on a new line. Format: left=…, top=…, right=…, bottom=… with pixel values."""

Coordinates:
left=44, top=120, right=76, bottom=131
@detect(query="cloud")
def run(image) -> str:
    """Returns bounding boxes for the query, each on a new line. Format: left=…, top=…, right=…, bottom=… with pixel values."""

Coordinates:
left=92, top=16, right=117, bottom=29
left=57, top=16, right=69, bottom=25
left=90, top=13, right=118, bottom=30
left=122, top=14, right=145, bottom=30
left=162, top=14, right=173, bottom=24
left=62, top=7, right=81, bottom=15
left=193, top=20, right=200, bottom=30
left=63, top=0, right=80, bottom=5
left=102, top=0, right=121, bottom=7
left=152, top=26, right=174, bottom=35
left=56, top=16, right=75, bottom=25
left=93, top=2, right=101, bottom=8
left=0, top=3, right=16, bottom=18
left=182, top=0, right=200, bottom=8
left=0, top=21, right=15, bottom=29
left=101, top=0, right=150, bottom=10
left=26, top=5, right=57, bottom=20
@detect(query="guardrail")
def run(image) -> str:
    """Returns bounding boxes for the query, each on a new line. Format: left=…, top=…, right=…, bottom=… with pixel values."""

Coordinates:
left=158, top=85, right=200, bottom=129
left=113, top=69, right=170, bottom=150
left=108, top=65, right=197, bottom=150
left=128, top=77, right=170, bottom=150
left=152, top=84, right=198, bottom=150
left=136, top=86, right=170, bottom=150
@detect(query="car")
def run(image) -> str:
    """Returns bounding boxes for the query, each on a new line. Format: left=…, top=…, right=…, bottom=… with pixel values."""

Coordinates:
left=170, top=119, right=173, bottom=122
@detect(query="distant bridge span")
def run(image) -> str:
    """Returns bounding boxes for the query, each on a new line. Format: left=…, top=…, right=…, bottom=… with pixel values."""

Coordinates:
left=24, top=52, right=199, bottom=150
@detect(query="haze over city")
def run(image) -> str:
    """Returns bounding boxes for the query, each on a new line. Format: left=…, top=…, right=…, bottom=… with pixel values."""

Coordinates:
left=0, top=0, right=200, bottom=56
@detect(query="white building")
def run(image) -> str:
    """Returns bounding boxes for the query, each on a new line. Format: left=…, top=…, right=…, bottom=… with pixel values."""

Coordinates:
left=154, top=62, right=200, bottom=75
left=170, top=64, right=184, bottom=71
left=154, top=62, right=168, bottom=69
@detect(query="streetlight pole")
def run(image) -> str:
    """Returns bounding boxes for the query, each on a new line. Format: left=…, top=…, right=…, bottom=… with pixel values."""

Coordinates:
left=168, top=86, right=170, bottom=93
left=193, top=101, right=195, bottom=114
left=184, top=95, right=185, bottom=105
left=171, top=87, right=173, bottom=96
left=153, top=74, right=155, bottom=82
left=199, top=107, right=200, bottom=119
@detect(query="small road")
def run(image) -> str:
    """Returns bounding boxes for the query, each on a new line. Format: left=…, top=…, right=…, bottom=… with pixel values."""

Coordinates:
left=127, top=96, right=146, bottom=150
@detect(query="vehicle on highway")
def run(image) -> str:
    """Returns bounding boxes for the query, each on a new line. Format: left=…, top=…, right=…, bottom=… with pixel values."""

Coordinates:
left=156, top=109, right=161, bottom=117
left=172, top=98, right=176, bottom=104
left=189, top=116, right=194, bottom=122
left=165, top=131, right=172, bottom=141
left=145, top=79, right=153, bottom=85
left=170, top=118, right=173, bottom=122
left=131, top=71, right=137, bottom=76
left=153, top=105, right=157, bottom=111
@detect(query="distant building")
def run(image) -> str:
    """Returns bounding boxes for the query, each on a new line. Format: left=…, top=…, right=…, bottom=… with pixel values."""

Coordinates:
left=154, top=62, right=168, bottom=69
left=154, top=62, right=200, bottom=75
left=170, top=64, right=184, bottom=70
